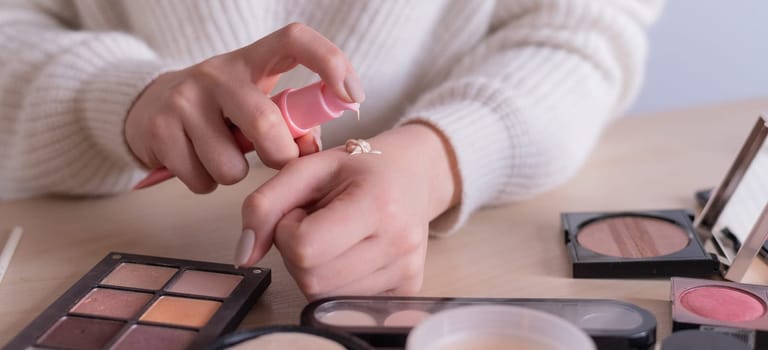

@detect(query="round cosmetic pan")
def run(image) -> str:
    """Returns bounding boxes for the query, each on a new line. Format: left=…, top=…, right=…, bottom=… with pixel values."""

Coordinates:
left=207, top=325, right=374, bottom=350
left=576, top=214, right=691, bottom=259
left=679, top=285, right=766, bottom=322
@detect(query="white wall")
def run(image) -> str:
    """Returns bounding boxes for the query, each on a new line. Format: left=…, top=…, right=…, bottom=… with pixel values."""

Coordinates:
left=629, top=1, right=768, bottom=114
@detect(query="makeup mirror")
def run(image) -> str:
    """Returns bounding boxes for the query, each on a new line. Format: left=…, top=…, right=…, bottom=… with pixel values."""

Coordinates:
left=695, top=114, right=768, bottom=282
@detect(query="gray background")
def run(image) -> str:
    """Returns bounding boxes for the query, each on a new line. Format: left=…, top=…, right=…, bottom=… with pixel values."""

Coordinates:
left=629, top=1, right=768, bottom=114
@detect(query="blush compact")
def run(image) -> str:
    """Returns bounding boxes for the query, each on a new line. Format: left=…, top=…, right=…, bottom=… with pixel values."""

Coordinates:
left=671, top=277, right=768, bottom=349
left=562, top=209, right=717, bottom=278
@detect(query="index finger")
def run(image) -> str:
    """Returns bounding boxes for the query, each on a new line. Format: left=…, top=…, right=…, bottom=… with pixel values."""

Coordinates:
left=241, top=22, right=365, bottom=103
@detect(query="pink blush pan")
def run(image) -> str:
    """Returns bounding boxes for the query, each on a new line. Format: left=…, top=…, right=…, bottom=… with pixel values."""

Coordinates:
left=680, top=286, right=765, bottom=322
left=671, top=276, right=768, bottom=347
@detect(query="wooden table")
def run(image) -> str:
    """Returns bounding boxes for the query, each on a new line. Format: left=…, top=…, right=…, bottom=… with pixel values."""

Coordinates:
left=2, top=97, right=768, bottom=348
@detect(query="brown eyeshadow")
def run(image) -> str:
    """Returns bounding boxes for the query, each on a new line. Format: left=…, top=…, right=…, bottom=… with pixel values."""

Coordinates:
left=101, top=263, right=177, bottom=290
left=37, top=316, right=123, bottom=350
left=577, top=216, right=690, bottom=258
left=70, top=288, right=153, bottom=319
left=111, top=325, right=197, bottom=350
left=140, top=296, right=221, bottom=328
left=166, top=270, right=243, bottom=298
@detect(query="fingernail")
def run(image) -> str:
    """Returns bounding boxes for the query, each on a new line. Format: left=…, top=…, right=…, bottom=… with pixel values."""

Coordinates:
left=343, top=74, right=366, bottom=103
left=133, top=169, right=173, bottom=190
left=234, top=229, right=255, bottom=268
left=133, top=177, right=153, bottom=190
left=312, top=127, right=323, bottom=151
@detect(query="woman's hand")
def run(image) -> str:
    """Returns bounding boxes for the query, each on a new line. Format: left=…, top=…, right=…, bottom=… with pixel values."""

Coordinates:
left=125, top=23, right=365, bottom=193
left=237, top=124, right=460, bottom=299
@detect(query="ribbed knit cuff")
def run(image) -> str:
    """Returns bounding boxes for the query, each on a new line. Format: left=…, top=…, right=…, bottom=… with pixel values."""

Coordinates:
left=80, top=59, right=173, bottom=168
left=398, top=101, right=514, bottom=236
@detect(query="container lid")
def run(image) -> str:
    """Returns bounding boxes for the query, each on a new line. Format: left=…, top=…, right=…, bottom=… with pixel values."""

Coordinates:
left=207, top=325, right=374, bottom=350
left=405, top=305, right=596, bottom=350
left=694, top=114, right=768, bottom=282
left=662, top=330, right=749, bottom=350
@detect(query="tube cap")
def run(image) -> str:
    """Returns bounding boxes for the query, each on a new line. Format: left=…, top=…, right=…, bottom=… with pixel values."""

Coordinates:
left=271, top=81, right=359, bottom=138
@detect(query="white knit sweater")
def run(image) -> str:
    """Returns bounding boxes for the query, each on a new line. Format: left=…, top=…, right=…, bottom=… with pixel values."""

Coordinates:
left=0, top=0, right=661, bottom=233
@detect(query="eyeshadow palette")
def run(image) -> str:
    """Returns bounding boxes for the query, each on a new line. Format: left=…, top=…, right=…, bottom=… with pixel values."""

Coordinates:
left=671, top=277, right=768, bottom=349
left=301, top=296, right=657, bottom=350
left=5, top=252, right=270, bottom=350
left=562, top=210, right=720, bottom=278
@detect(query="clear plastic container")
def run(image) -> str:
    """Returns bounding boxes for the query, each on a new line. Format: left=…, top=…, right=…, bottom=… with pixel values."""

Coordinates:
left=406, top=305, right=596, bottom=350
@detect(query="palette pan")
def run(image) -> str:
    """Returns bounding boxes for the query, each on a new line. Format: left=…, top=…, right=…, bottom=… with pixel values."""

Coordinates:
left=5, top=252, right=270, bottom=350
left=301, top=296, right=657, bottom=350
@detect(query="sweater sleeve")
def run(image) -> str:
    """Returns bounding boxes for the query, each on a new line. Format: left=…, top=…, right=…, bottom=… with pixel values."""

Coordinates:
left=398, top=0, right=663, bottom=234
left=0, top=0, right=174, bottom=199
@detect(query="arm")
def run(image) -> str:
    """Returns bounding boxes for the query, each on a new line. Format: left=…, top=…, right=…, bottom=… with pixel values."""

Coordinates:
left=238, top=0, right=663, bottom=298
left=0, top=2, right=362, bottom=199
left=0, top=0, right=172, bottom=199
left=400, top=0, right=664, bottom=234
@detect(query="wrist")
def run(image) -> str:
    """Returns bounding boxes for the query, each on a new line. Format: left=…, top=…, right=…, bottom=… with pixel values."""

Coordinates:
left=379, top=122, right=461, bottom=219
left=124, top=70, right=177, bottom=170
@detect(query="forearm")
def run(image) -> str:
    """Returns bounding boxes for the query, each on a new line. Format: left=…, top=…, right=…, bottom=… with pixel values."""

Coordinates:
left=0, top=3, right=172, bottom=199
left=395, top=0, right=662, bottom=233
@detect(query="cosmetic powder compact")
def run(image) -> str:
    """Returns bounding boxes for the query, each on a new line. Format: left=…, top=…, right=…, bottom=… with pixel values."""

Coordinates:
left=4, top=252, right=271, bottom=350
left=563, top=114, right=768, bottom=279
left=562, top=209, right=717, bottom=278
left=671, top=277, right=768, bottom=349
left=301, top=296, right=657, bottom=349
left=207, top=325, right=374, bottom=350
left=662, top=329, right=749, bottom=350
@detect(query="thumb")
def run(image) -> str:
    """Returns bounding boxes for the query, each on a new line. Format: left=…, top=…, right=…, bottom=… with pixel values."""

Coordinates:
left=296, top=126, right=322, bottom=156
left=234, top=227, right=259, bottom=269
left=273, top=207, right=309, bottom=253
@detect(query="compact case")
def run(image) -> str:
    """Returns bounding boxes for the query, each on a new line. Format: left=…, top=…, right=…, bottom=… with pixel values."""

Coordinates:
left=563, top=209, right=718, bottom=278
left=563, top=115, right=768, bottom=280
left=661, top=329, right=750, bottom=350
left=671, top=277, right=768, bottom=349
left=5, top=252, right=271, bottom=350
left=301, top=296, right=657, bottom=350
